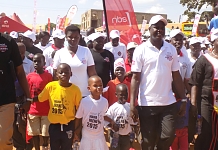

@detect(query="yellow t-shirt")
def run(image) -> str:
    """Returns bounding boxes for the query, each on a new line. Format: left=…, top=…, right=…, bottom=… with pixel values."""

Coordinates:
left=38, top=81, right=82, bottom=124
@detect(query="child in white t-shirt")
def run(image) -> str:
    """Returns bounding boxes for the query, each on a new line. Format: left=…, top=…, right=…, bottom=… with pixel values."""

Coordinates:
left=106, top=83, right=135, bottom=150
left=75, top=75, right=109, bottom=150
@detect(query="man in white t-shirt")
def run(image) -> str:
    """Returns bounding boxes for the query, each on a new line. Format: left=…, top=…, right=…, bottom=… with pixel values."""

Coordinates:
left=43, top=29, right=65, bottom=67
left=130, top=15, right=187, bottom=150
left=170, top=29, right=192, bottom=96
left=35, top=31, right=52, bottom=51
left=104, top=30, right=126, bottom=60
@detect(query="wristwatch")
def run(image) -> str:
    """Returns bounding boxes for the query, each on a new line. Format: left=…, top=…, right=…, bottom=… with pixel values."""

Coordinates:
left=181, top=98, right=187, bottom=102
left=26, top=98, right=33, bottom=102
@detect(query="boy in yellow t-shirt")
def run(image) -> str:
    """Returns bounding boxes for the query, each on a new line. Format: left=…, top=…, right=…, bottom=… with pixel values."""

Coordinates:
left=31, top=63, right=82, bottom=150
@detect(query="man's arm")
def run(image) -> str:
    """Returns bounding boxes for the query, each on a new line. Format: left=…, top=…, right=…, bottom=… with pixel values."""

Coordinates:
left=184, top=78, right=191, bottom=98
left=172, top=71, right=187, bottom=116
left=130, top=72, right=141, bottom=121
left=87, top=65, right=97, bottom=77
left=190, top=85, right=198, bottom=117
left=172, top=71, right=186, bottom=99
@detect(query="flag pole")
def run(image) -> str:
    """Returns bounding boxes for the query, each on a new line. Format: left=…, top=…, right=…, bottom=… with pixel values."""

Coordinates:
left=102, top=0, right=110, bottom=42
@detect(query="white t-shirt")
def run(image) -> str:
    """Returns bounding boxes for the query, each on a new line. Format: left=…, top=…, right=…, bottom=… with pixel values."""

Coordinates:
left=178, top=55, right=192, bottom=81
left=106, top=102, right=133, bottom=135
left=180, top=46, right=188, bottom=57
left=45, top=66, right=53, bottom=76
left=23, top=56, right=34, bottom=75
left=43, top=45, right=57, bottom=67
left=131, top=40, right=180, bottom=106
left=104, top=42, right=126, bottom=60
left=35, top=42, right=52, bottom=51
left=76, top=95, right=108, bottom=139
left=53, top=46, right=95, bottom=96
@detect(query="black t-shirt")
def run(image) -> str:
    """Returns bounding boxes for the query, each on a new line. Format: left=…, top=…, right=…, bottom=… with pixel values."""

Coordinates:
left=189, top=55, right=214, bottom=111
left=25, top=45, right=42, bottom=60
left=90, top=49, right=115, bottom=87
left=0, top=33, right=23, bottom=105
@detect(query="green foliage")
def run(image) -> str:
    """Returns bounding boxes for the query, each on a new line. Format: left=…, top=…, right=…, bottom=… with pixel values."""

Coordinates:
left=180, top=0, right=217, bottom=11
left=180, top=0, right=216, bottom=21
left=45, top=23, right=56, bottom=31
left=167, top=19, right=173, bottom=23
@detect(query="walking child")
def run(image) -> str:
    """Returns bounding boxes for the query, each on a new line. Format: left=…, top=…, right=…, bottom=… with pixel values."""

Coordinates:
left=75, top=75, right=110, bottom=150
left=106, top=84, right=135, bottom=150
left=26, top=53, right=52, bottom=150
left=28, top=63, right=82, bottom=150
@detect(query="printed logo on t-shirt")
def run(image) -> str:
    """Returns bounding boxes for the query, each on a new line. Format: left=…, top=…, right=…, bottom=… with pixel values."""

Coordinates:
left=81, top=58, right=86, bottom=64
left=181, top=62, right=188, bottom=69
left=118, top=51, right=121, bottom=56
left=0, top=44, right=8, bottom=52
left=52, top=99, right=67, bottom=115
left=115, top=115, right=128, bottom=129
left=86, top=112, right=102, bottom=130
left=104, top=57, right=110, bottom=62
left=165, top=52, right=173, bottom=61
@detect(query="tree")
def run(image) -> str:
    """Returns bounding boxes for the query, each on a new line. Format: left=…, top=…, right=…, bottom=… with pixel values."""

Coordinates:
left=45, top=23, right=56, bottom=31
left=167, top=19, right=173, bottom=23
left=180, top=0, right=218, bottom=11
left=180, top=0, right=216, bottom=22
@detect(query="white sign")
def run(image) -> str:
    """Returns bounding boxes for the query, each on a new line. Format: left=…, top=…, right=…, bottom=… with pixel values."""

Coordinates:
left=192, top=14, right=201, bottom=35
left=140, top=20, right=147, bottom=34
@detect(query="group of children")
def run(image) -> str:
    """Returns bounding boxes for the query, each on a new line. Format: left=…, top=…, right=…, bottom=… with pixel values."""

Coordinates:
left=16, top=41, right=136, bottom=150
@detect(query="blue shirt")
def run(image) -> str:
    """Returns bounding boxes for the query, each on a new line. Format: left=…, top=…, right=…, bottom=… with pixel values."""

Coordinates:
left=174, top=100, right=191, bottom=129
left=208, top=16, right=218, bottom=30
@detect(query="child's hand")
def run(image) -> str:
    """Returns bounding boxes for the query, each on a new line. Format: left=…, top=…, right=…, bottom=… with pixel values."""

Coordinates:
left=110, top=121, right=119, bottom=132
left=73, top=132, right=80, bottom=143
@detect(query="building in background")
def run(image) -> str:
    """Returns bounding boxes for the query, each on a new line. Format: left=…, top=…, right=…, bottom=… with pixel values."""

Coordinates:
left=81, top=9, right=167, bottom=30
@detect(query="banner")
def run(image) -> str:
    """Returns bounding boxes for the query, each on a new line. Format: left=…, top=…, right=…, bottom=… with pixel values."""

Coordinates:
left=48, top=18, right=50, bottom=34
left=104, top=0, right=141, bottom=45
left=56, top=15, right=61, bottom=29
left=140, top=20, right=147, bottom=34
left=59, top=16, right=66, bottom=30
left=64, top=5, right=78, bottom=28
left=32, top=0, right=37, bottom=33
left=192, top=14, right=201, bottom=36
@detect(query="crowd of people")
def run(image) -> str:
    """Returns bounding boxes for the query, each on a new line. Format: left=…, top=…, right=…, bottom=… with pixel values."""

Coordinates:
left=0, top=14, right=217, bottom=150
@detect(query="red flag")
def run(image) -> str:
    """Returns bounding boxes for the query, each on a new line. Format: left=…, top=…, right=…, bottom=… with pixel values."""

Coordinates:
left=104, top=0, right=141, bottom=45
left=48, top=18, right=50, bottom=33
left=59, top=16, right=66, bottom=30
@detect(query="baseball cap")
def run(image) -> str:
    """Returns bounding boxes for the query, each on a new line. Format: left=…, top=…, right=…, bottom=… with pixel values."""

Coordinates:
left=127, top=42, right=138, bottom=50
left=165, top=36, right=171, bottom=41
left=88, top=32, right=106, bottom=41
left=170, top=29, right=184, bottom=38
left=21, top=30, right=36, bottom=42
left=211, top=29, right=218, bottom=42
left=52, top=29, right=65, bottom=39
left=114, top=58, right=126, bottom=72
left=10, top=31, right=18, bottom=39
left=189, top=37, right=201, bottom=45
left=149, top=15, right=167, bottom=27
left=110, top=30, right=120, bottom=39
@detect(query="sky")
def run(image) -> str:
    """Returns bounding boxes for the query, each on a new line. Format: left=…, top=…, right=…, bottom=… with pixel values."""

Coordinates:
left=0, top=0, right=213, bottom=25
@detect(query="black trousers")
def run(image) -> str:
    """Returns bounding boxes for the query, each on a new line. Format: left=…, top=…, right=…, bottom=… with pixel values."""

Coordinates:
left=137, top=102, right=177, bottom=150
left=12, top=113, right=33, bottom=150
left=49, top=120, right=75, bottom=150
left=194, top=101, right=218, bottom=150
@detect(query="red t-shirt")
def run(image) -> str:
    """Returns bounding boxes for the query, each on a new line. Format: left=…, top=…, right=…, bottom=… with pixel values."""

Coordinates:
left=27, top=72, right=52, bottom=116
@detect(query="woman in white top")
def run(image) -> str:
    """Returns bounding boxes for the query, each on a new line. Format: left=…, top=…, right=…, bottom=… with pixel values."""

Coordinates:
left=35, top=31, right=52, bottom=51
left=53, top=25, right=97, bottom=97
